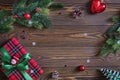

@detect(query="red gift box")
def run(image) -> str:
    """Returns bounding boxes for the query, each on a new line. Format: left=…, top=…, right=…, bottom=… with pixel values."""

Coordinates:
left=0, top=38, right=43, bottom=80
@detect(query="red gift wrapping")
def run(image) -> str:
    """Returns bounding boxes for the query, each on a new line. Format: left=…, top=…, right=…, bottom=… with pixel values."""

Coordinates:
left=0, top=38, right=43, bottom=80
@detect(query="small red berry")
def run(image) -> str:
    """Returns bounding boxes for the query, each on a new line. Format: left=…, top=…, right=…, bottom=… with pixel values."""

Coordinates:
left=79, top=65, right=85, bottom=71
left=39, top=69, right=44, bottom=74
left=23, top=13, right=31, bottom=20
left=13, top=15, right=18, bottom=19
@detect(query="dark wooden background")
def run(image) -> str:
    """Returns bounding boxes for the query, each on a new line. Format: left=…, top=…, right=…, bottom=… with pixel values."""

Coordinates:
left=0, top=0, right=120, bottom=80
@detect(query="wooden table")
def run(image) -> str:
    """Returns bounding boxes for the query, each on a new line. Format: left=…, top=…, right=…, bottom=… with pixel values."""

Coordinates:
left=0, top=0, right=120, bottom=80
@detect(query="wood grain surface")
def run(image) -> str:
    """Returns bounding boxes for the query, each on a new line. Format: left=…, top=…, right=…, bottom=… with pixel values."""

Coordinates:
left=0, top=0, right=120, bottom=80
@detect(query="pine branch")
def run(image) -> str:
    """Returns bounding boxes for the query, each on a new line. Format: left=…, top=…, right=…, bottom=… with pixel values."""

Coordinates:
left=33, top=13, right=52, bottom=28
left=107, top=22, right=120, bottom=38
left=0, top=10, right=8, bottom=21
left=16, top=18, right=31, bottom=27
left=0, top=0, right=64, bottom=32
left=13, top=0, right=28, bottom=8
left=112, top=16, right=120, bottom=22
left=16, top=13, right=52, bottom=29
left=26, top=2, right=39, bottom=13
left=40, top=8, right=49, bottom=15
left=27, top=0, right=41, bottom=4
left=26, top=0, right=35, bottom=4
left=0, top=16, right=15, bottom=32
left=12, top=8, right=27, bottom=16
left=49, top=3, right=64, bottom=10
left=38, top=0, right=53, bottom=7
left=12, top=1, right=38, bottom=15
left=100, top=17, right=120, bottom=56
left=100, top=44, right=112, bottom=56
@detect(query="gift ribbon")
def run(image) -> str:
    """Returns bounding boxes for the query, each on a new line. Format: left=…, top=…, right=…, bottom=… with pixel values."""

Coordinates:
left=0, top=47, right=32, bottom=80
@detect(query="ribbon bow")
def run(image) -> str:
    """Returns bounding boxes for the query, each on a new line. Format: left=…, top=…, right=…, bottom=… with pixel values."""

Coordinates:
left=0, top=47, right=32, bottom=80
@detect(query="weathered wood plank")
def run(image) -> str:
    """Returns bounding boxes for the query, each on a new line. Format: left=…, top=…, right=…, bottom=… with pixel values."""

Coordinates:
left=0, top=26, right=110, bottom=47
left=0, top=25, right=113, bottom=48
left=2, top=25, right=108, bottom=47
left=27, top=47, right=99, bottom=57
left=25, top=47, right=120, bottom=68
left=38, top=67, right=117, bottom=80
left=37, top=57, right=120, bottom=67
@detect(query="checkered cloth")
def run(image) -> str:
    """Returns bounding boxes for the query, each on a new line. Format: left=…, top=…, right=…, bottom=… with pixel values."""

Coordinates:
left=0, top=38, right=42, bottom=80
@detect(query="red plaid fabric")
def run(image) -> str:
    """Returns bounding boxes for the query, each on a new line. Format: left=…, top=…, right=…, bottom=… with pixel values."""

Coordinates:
left=0, top=38, right=43, bottom=80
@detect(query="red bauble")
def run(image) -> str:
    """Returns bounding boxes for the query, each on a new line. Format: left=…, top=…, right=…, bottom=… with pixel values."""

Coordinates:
left=39, top=69, right=44, bottom=74
left=23, top=13, right=31, bottom=20
left=13, top=15, right=18, bottom=19
left=79, top=65, right=85, bottom=71
left=91, top=0, right=106, bottom=14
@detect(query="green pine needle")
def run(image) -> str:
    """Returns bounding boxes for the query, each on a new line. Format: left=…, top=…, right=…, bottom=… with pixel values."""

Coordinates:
left=0, top=0, right=63, bottom=32
left=0, top=16, right=15, bottom=32
left=49, top=3, right=64, bottom=9
left=32, top=13, right=52, bottom=28
left=26, top=2, right=39, bottom=13
left=0, top=10, right=8, bottom=20
left=38, top=0, right=53, bottom=7
left=100, top=16, right=120, bottom=56
left=112, top=16, right=120, bottom=22
left=40, top=8, right=49, bottom=15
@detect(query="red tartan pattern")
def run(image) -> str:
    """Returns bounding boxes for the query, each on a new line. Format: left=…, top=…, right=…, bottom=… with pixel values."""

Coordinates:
left=0, top=38, right=42, bottom=80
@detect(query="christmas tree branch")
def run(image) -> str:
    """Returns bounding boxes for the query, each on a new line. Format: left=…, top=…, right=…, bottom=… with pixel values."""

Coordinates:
left=100, top=16, right=120, bottom=56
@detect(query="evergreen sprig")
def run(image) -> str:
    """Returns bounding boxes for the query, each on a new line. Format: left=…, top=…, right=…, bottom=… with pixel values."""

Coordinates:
left=16, top=13, right=52, bottom=29
left=49, top=3, right=64, bottom=10
left=100, top=16, right=120, bottom=56
left=0, top=0, right=64, bottom=32
left=13, top=0, right=52, bottom=29
left=0, top=10, right=15, bottom=32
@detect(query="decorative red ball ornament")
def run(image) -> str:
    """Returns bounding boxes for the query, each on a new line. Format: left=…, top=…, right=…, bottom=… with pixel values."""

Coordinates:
left=91, top=0, right=106, bottom=14
left=39, top=69, right=44, bottom=74
left=23, top=13, right=31, bottom=20
left=79, top=65, right=85, bottom=71
left=13, top=15, right=18, bottom=19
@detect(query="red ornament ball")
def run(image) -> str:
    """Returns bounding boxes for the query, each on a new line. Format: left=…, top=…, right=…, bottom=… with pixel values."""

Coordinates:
left=79, top=65, right=85, bottom=71
left=13, top=15, right=18, bottom=19
left=23, top=13, right=31, bottom=20
left=39, top=69, right=44, bottom=74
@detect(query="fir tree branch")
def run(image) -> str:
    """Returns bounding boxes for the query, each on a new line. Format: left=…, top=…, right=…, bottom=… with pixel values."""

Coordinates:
left=49, top=3, right=64, bottom=10
left=0, top=10, right=8, bottom=21
left=0, top=16, right=15, bottom=32
left=100, top=16, right=120, bottom=56
left=112, top=16, right=120, bottom=22
left=33, top=13, right=52, bottom=28
left=38, top=0, right=53, bottom=7
left=107, top=22, right=120, bottom=38
left=0, top=0, right=63, bottom=32
left=26, top=2, right=39, bottom=13
left=13, top=0, right=28, bottom=8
